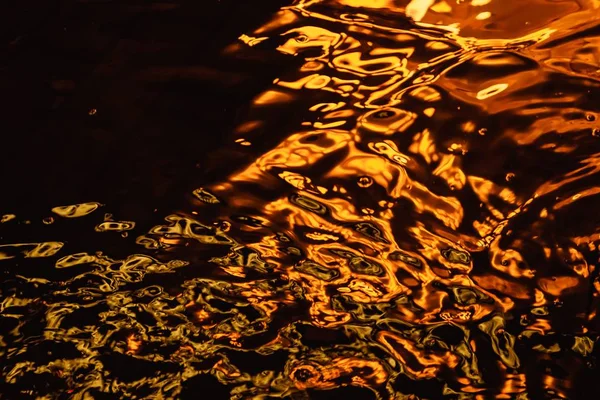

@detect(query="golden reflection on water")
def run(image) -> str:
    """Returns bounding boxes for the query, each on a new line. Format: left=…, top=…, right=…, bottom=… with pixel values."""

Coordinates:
left=3, top=0, right=600, bottom=398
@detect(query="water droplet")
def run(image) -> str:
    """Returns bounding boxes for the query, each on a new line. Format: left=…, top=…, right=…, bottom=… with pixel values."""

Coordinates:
left=357, top=176, right=373, bottom=188
left=505, top=172, right=515, bottom=182
left=592, top=128, right=600, bottom=137
left=587, top=114, right=596, bottom=121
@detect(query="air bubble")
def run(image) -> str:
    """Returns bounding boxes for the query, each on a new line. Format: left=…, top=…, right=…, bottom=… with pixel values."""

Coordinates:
left=357, top=176, right=373, bottom=188
left=373, top=110, right=394, bottom=119
left=553, top=298, right=563, bottom=307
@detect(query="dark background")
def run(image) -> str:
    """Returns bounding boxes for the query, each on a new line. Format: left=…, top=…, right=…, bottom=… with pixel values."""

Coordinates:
left=1, top=0, right=290, bottom=221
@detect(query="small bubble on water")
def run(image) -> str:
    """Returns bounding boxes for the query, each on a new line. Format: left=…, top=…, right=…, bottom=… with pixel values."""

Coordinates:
left=505, top=172, right=515, bottom=182
left=357, top=176, right=373, bottom=188
left=586, top=114, right=596, bottom=121
left=592, top=128, right=600, bottom=137
left=553, top=298, right=563, bottom=307
left=295, top=34, right=308, bottom=43
left=214, top=220, right=231, bottom=231
left=478, top=128, right=487, bottom=136
left=373, top=110, right=394, bottom=119
left=43, top=217, right=54, bottom=225
left=88, top=108, right=97, bottom=116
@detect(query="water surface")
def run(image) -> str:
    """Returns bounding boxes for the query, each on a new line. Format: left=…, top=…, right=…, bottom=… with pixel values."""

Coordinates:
left=2, top=0, right=600, bottom=398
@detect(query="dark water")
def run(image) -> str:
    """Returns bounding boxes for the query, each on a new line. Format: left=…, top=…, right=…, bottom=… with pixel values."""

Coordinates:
left=2, top=0, right=600, bottom=398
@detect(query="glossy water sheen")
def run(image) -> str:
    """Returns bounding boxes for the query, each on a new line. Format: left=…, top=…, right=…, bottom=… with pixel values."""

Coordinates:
left=3, top=0, right=600, bottom=398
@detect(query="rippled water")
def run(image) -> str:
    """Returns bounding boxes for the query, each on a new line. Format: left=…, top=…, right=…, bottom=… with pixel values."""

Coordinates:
left=3, top=0, right=600, bottom=398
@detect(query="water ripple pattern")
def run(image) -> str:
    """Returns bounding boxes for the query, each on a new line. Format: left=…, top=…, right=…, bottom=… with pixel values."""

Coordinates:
left=2, top=0, right=600, bottom=398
